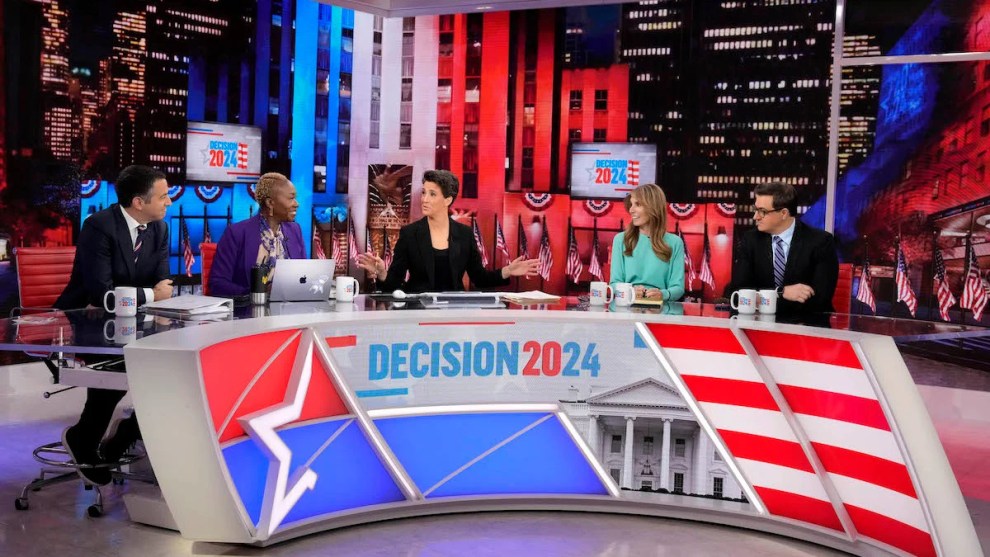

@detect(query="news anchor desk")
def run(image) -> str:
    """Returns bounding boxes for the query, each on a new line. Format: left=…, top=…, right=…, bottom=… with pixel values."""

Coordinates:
left=1, top=298, right=984, bottom=557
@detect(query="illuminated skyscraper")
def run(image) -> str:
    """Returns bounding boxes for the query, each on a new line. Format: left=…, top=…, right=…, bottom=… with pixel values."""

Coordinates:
left=111, top=5, right=146, bottom=119
left=619, top=0, right=690, bottom=195
left=620, top=0, right=833, bottom=219
left=139, top=0, right=235, bottom=179
left=838, top=35, right=882, bottom=173
left=70, top=67, right=101, bottom=154
left=39, top=0, right=76, bottom=161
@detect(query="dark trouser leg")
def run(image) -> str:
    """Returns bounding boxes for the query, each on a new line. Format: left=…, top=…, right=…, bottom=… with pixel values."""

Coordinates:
left=72, top=387, right=127, bottom=450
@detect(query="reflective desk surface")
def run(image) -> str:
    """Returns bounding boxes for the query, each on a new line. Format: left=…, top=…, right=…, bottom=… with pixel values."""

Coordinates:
left=0, top=295, right=987, bottom=355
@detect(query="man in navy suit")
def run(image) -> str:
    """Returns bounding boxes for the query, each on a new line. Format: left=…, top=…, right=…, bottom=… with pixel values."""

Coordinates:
left=726, top=181, right=838, bottom=315
left=56, top=165, right=174, bottom=485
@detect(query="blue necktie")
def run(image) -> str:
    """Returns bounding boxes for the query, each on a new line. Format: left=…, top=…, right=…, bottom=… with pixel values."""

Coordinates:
left=773, top=236, right=786, bottom=289
left=134, top=224, right=147, bottom=263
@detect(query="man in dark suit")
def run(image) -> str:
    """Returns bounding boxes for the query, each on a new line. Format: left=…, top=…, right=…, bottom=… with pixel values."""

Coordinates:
left=726, top=181, right=838, bottom=315
left=55, top=165, right=174, bottom=485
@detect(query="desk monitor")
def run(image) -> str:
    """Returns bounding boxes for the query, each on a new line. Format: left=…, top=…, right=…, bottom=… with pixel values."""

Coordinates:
left=269, top=259, right=335, bottom=302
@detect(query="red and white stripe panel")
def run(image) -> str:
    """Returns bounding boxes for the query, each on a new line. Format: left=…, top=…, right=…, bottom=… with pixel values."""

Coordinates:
left=744, top=330, right=935, bottom=557
left=645, top=323, right=843, bottom=532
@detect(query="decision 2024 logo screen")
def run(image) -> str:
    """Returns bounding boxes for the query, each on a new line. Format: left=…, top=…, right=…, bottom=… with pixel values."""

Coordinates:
left=186, top=121, right=263, bottom=183
left=570, top=143, right=658, bottom=199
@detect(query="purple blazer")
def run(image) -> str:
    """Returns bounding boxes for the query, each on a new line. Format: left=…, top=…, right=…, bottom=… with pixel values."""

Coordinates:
left=209, top=214, right=306, bottom=297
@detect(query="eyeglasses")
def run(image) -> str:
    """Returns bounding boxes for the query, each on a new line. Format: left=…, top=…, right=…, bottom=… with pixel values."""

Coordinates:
left=753, top=207, right=784, bottom=218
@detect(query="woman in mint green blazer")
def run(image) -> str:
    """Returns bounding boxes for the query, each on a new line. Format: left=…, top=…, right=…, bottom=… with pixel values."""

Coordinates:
left=609, top=183, right=685, bottom=302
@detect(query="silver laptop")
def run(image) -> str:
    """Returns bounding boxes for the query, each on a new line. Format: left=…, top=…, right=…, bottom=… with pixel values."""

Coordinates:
left=270, top=259, right=336, bottom=302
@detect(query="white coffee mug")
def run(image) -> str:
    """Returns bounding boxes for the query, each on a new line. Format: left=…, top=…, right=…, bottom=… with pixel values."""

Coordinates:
left=730, top=288, right=758, bottom=315
left=589, top=281, right=613, bottom=306
left=614, top=282, right=636, bottom=306
left=103, top=286, right=138, bottom=317
left=335, top=276, right=359, bottom=303
left=758, top=289, right=778, bottom=314
left=103, top=316, right=138, bottom=345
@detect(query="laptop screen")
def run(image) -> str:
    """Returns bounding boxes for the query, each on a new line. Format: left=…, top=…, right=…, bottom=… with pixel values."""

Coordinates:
left=269, top=259, right=336, bottom=302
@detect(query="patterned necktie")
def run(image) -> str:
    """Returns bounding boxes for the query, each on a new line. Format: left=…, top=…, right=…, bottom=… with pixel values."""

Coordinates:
left=773, top=236, right=786, bottom=289
left=134, top=224, right=147, bottom=263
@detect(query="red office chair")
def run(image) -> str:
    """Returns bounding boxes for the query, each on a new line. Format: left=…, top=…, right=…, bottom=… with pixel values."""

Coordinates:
left=15, top=246, right=76, bottom=310
left=832, top=263, right=853, bottom=314
left=200, top=242, right=217, bottom=295
left=13, top=246, right=146, bottom=516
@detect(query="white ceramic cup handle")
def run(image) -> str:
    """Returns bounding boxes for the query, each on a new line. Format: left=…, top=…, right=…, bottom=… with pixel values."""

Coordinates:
left=352, top=278, right=359, bottom=297
left=104, top=291, right=116, bottom=313
left=730, top=291, right=739, bottom=310
left=605, top=285, right=613, bottom=303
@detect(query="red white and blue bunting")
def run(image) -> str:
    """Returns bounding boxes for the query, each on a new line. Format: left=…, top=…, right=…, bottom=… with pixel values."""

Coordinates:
left=80, top=180, right=100, bottom=199
left=523, top=192, right=553, bottom=211
left=584, top=199, right=612, bottom=216
left=669, top=203, right=698, bottom=219
left=167, top=185, right=185, bottom=202
left=247, top=183, right=258, bottom=201
left=195, top=185, right=224, bottom=204
left=715, top=203, right=737, bottom=217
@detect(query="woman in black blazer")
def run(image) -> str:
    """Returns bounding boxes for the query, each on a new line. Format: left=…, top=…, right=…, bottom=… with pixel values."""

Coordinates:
left=357, top=170, right=539, bottom=293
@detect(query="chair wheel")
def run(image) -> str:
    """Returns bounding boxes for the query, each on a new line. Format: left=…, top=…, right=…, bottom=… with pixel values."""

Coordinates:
left=15, top=498, right=29, bottom=511
left=87, top=504, right=102, bottom=517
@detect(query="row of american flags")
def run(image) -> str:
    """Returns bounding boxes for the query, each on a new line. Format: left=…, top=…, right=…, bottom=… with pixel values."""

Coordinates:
left=856, top=236, right=987, bottom=321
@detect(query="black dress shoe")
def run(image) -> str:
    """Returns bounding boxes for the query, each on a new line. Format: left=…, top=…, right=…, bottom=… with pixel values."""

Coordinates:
left=62, top=425, right=111, bottom=486
left=99, top=414, right=140, bottom=465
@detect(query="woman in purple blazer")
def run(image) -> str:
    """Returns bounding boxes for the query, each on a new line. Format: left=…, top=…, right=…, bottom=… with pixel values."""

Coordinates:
left=209, top=173, right=306, bottom=297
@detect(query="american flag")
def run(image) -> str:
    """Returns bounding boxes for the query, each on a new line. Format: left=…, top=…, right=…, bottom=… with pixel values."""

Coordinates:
left=676, top=222, right=697, bottom=288
left=646, top=323, right=938, bottom=557
left=933, top=247, right=956, bottom=321
left=181, top=218, right=195, bottom=277
left=588, top=222, right=604, bottom=281
left=312, top=223, right=326, bottom=259
left=538, top=216, right=552, bottom=280
left=365, top=226, right=372, bottom=254
left=960, top=235, right=988, bottom=321
left=698, top=227, right=715, bottom=291
left=203, top=223, right=212, bottom=244
left=347, top=214, right=360, bottom=264
left=627, top=160, right=640, bottom=186
left=330, top=220, right=342, bottom=264
left=236, top=143, right=249, bottom=169
left=495, top=216, right=510, bottom=261
left=565, top=222, right=582, bottom=283
left=895, top=244, right=918, bottom=317
left=383, top=229, right=394, bottom=270
left=517, top=215, right=529, bottom=259
left=472, top=216, right=489, bottom=268
left=855, top=256, right=876, bottom=314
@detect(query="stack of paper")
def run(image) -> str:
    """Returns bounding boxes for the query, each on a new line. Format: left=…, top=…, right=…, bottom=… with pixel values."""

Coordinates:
left=143, top=295, right=234, bottom=318
left=501, top=290, right=562, bottom=304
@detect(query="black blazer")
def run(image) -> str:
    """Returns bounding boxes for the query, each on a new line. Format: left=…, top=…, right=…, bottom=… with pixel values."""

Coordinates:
left=380, top=217, right=509, bottom=293
left=725, top=220, right=839, bottom=314
left=55, top=205, right=170, bottom=310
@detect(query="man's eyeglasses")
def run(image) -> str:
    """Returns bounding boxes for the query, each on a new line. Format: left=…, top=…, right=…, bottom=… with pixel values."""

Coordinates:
left=754, top=207, right=784, bottom=218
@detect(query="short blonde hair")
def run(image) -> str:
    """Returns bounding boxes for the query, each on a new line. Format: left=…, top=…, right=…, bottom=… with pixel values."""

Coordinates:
left=255, top=172, right=290, bottom=207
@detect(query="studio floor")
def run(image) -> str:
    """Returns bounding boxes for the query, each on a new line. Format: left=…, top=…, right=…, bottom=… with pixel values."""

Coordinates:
left=0, top=355, right=987, bottom=557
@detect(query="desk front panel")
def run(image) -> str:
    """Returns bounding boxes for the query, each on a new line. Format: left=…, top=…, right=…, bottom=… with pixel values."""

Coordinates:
left=124, top=311, right=979, bottom=556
